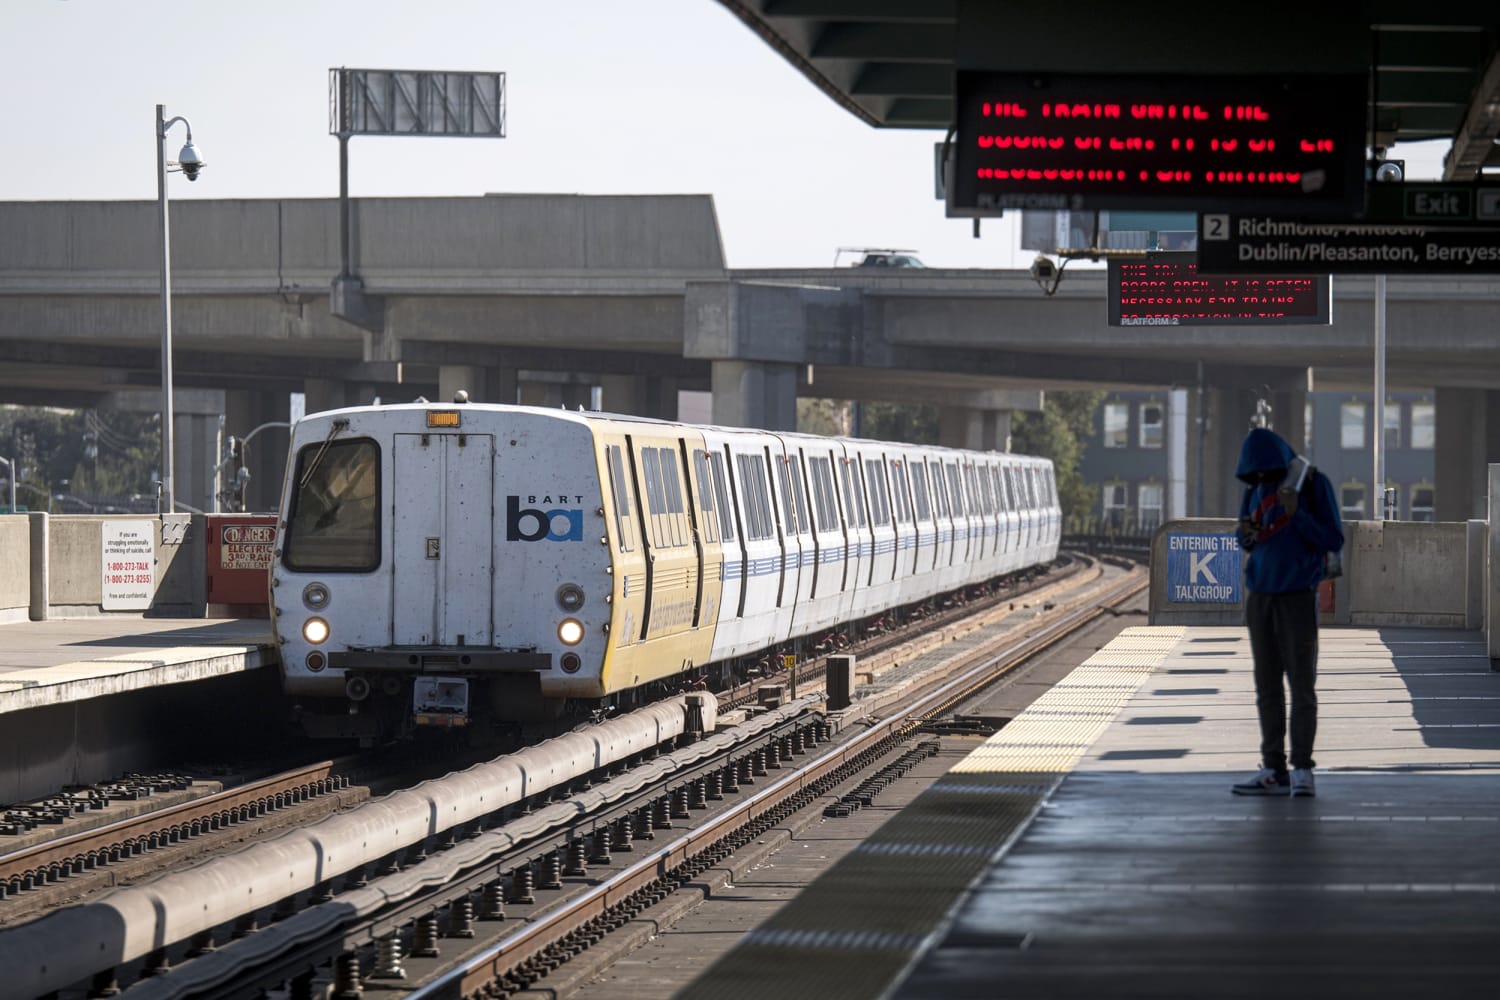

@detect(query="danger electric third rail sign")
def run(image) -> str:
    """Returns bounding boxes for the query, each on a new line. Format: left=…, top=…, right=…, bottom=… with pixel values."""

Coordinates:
left=951, top=71, right=1366, bottom=216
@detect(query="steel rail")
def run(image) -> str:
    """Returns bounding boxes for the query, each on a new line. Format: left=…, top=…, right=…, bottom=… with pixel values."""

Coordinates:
left=427, top=564, right=1147, bottom=998
left=0, top=759, right=349, bottom=893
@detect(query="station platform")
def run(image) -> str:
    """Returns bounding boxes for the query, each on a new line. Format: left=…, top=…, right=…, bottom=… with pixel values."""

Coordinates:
left=0, top=617, right=274, bottom=715
left=682, top=625, right=1500, bottom=999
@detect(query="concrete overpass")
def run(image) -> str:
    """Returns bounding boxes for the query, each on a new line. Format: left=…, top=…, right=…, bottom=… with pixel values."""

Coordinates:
left=2, top=195, right=1499, bottom=518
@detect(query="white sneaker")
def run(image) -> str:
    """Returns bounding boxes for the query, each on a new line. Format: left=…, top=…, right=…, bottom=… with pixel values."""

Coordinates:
left=1290, top=768, right=1315, bottom=797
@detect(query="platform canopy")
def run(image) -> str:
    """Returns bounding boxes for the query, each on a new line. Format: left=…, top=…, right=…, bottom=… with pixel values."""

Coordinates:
left=718, top=0, right=1500, bottom=178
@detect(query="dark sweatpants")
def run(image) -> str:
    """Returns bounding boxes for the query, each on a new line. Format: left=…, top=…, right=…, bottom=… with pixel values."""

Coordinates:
left=1245, top=588, right=1319, bottom=771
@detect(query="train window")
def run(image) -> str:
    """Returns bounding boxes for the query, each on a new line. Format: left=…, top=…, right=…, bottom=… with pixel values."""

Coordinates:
left=735, top=453, right=774, bottom=541
left=910, top=463, right=931, bottom=521
left=927, top=461, right=947, bottom=518
left=709, top=451, right=737, bottom=542
left=890, top=461, right=912, bottom=524
left=660, top=448, right=685, bottom=516
left=966, top=467, right=990, bottom=515
left=976, top=465, right=995, bottom=515
left=863, top=458, right=891, bottom=527
left=691, top=449, right=718, bottom=545
left=840, top=460, right=868, bottom=528
left=658, top=447, right=686, bottom=547
left=283, top=438, right=380, bottom=572
left=790, top=459, right=810, bottom=535
left=992, top=466, right=1009, bottom=512
left=606, top=444, right=636, bottom=552
left=807, top=456, right=837, bottom=531
left=946, top=464, right=965, bottom=516
left=641, top=448, right=664, bottom=515
left=774, top=461, right=799, bottom=535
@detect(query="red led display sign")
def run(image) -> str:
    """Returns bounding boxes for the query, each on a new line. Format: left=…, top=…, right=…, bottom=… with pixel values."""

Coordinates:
left=953, top=72, right=1366, bottom=215
left=1107, top=253, right=1331, bottom=327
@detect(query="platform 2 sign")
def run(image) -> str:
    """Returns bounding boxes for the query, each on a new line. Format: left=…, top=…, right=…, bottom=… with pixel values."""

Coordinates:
left=1198, top=213, right=1500, bottom=274
left=1166, top=533, right=1241, bottom=604
left=950, top=71, right=1366, bottom=215
left=1108, top=253, right=1331, bottom=326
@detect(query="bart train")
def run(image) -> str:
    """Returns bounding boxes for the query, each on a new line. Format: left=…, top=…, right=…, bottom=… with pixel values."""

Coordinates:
left=271, top=400, right=1060, bottom=740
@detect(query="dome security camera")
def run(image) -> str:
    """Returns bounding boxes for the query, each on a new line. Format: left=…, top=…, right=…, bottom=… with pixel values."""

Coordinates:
left=1373, top=161, right=1403, bottom=183
left=1030, top=254, right=1057, bottom=283
left=177, top=141, right=205, bottom=181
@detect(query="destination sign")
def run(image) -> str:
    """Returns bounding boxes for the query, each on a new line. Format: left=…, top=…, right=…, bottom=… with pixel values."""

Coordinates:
left=1198, top=213, right=1500, bottom=274
left=951, top=71, right=1366, bottom=215
left=1107, top=253, right=1330, bottom=327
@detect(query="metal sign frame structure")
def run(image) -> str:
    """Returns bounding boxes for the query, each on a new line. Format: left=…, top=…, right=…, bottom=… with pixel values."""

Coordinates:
left=326, top=68, right=507, bottom=331
left=330, top=68, right=506, bottom=139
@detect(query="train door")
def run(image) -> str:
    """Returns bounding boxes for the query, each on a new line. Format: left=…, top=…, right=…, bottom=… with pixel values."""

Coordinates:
left=392, top=433, right=494, bottom=646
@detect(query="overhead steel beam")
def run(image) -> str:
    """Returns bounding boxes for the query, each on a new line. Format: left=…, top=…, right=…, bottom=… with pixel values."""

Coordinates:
left=1444, top=50, right=1500, bottom=178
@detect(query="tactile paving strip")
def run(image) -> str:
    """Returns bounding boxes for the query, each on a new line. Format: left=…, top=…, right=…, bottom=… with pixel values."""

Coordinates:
left=678, top=627, right=1185, bottom=1000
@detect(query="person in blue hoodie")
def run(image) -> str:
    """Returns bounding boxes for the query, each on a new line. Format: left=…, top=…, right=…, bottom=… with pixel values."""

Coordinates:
left=1230, top=427, right=1344, bottom=798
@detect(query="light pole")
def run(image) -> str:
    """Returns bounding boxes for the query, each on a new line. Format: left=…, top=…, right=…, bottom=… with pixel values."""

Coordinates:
left=156, top=104, right=206, bottom=516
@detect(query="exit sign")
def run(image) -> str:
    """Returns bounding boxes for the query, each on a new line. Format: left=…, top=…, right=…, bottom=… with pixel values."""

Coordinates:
left=1363, top=181, right=1500, bottom=226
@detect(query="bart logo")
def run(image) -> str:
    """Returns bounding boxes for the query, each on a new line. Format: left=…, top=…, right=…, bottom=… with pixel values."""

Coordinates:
left=506, top=496, right=584, bottom=542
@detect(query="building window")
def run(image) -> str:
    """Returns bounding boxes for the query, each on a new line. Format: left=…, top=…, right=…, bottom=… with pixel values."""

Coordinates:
left=1304, top=400, right=1314, bottom=453
left=1138, top=483, right=1164, bottom=530
left=1103, top=402, right=1128, bottom=449
left=1411, top=401, right=1435, bottom=449
left=1102, top=482, right=1128, bottom=527
left=1340, top=402, right=1366, bottom=450
left=1383, top=399, right=1402, bottom=450
left=1410, top=484, right=1435, bottom=522
left=1138, top=402, right=1164, bottom=449
left=1340, top=483, right=1366, bottom=519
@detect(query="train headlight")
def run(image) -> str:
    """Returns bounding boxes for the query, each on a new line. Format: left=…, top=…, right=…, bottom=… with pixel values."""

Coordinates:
left=556, top=583, right=585, bottom=612
left=302, top=582, right=331, bottom=610
left=303, top=617, right=331, bottom=644
left=557, top=618, right=585, bottom=646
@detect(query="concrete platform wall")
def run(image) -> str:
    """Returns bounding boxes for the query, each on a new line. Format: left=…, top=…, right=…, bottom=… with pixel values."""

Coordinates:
left=34, top=514, right=206, bottom=619
left=0, top=514, right=28, bottom=622
left=1150, top=518, right=1483, bottom=629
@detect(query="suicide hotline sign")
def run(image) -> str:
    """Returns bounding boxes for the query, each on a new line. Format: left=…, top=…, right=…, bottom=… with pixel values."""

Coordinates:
left=951, top=71, right=1366, bottom=215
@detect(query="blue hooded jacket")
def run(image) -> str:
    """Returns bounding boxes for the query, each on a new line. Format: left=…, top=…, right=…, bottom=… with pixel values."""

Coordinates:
left=1235, top=427, right=1344, bottom=594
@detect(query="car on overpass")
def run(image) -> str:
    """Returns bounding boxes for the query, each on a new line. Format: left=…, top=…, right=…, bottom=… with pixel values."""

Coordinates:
left=835, top=246, right=926, bottom=268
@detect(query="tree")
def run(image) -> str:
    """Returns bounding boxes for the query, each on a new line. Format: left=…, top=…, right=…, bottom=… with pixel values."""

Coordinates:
left=0, top=406, right=159, bottom=509
left=797, top=399, right=939, bottom=444
left=1010, top=390, right=1104, bottom=524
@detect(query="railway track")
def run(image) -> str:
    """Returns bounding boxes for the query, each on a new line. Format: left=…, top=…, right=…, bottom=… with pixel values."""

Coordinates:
left=0, top=553, right=1141, bottom=999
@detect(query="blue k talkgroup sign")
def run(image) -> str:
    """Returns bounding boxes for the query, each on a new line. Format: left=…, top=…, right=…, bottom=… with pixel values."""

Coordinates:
left=1166, top=533, right=1242, bottom=603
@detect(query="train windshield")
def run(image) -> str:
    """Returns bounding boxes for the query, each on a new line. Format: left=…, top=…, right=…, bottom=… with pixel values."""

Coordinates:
left=283, top=437, right=380, bottom=571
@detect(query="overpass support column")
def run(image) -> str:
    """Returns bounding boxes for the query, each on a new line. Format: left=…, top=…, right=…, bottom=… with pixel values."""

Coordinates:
left=938, top=408, right=1011, bottom=451
left=599, top=375, right=680, bottom=420
left=710, top=361, right=797, bottom=431
left=1436, top=388, right=1500, bottom=521
left=439, top=366, right=517, bottom=406
left=171, top=390, right=226, bottom=516
left=520, top=379, right=594, bottom=411
left=224, top=390, right=291, bottom=514
left=303, top=379, right=352, bottom=415
left=1199, top=385, right=1254, bottom=517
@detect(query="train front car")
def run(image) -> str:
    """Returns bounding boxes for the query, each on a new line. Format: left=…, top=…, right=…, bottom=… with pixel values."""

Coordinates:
left=272, top=402, right=612, bottom=742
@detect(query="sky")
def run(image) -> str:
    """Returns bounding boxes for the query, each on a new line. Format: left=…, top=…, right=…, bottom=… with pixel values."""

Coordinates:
left=0, top=0, right=1453, bottom=269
